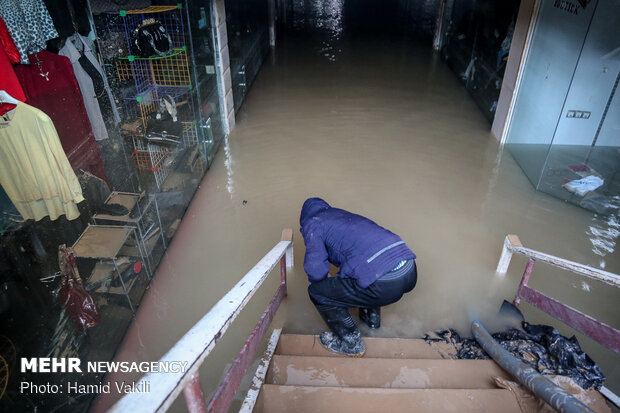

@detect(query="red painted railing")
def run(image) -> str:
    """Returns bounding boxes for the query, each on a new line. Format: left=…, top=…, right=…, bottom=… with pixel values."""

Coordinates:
left=109, top=229, right=294, bottom=413
left=496, top=234, right=620, bottom=355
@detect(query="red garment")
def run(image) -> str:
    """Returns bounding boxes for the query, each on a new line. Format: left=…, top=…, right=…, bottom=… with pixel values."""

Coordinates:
left=0, top=16, right=25, bottom=115
left=0, top=46, right=26, bottom=116
left=14, top=51, right=108, bottom=182
left=0, top=16, right=20, bottom=64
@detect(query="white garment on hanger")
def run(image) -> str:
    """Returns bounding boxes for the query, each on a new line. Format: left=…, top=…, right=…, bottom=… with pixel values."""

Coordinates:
left=59, top=34, right=121, bottom=141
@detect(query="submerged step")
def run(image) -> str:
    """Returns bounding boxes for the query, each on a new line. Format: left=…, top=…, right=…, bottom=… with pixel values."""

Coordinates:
left=276, top=334, right=455, bottom=359
left=266, top=355, right=510, bottom=389
left=254, top=385, right=522, bottom=413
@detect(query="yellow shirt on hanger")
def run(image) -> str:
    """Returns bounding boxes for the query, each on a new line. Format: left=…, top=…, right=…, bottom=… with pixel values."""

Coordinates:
left=0, top=102, right=84, bottom=221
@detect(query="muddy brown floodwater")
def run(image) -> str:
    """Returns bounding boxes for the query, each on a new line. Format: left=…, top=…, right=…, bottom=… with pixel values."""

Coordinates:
left=93, top=13, right=620, bottom=413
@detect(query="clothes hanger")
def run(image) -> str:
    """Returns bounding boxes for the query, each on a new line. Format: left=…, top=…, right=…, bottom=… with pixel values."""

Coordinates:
left=0, top=90, right=19, bottom=127
left=0, top=90, right=20, bottom=105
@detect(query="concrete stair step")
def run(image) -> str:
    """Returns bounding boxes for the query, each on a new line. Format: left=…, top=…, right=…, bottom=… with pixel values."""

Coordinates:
left=276, top=334, right=455, bottom=359
left=254, top=385, right=523, bottom=413
left=266, top=355, right=510, bottom=389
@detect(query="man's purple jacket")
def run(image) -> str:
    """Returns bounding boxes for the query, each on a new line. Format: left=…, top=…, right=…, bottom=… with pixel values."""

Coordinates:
left=300, top=198, right=416, bottom=288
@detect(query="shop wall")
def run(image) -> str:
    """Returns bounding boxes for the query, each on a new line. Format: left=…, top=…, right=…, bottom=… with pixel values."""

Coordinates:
left=551, top=0, right=620, bottom=146
left=506, top=0, right=599, bottom=145
left=491, top=0, right=536, bottom=141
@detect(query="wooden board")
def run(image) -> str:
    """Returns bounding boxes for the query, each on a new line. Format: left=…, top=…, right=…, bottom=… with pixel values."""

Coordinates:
left=72, top=226, right=132, bottom=259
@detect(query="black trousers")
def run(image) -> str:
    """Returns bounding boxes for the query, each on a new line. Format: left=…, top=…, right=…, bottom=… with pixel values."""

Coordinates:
left=308, top=260, right=417, bottom=312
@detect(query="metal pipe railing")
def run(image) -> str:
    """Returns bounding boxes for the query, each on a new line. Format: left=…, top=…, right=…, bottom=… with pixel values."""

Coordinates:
left=109, top=229, right=294, bottom=412
left=496, top=234, right=620, bottom=355
left=496, top=234, right=620, bottom=287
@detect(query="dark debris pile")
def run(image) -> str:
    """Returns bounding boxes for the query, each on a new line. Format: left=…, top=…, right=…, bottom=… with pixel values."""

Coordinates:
left=423, top=322, right=605, bottom=390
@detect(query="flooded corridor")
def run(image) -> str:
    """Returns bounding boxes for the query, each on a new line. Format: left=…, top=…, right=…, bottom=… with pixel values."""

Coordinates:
left=94, top=4, right=620, bottom=411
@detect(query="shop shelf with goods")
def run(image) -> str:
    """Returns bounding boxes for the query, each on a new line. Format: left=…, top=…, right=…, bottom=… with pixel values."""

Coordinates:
left=126, top=112, right=200, bottom=189
left=103, top=4, right=203, bottom=189
left=72, top=225, right=152, bottom=313
left=92, top=191, right=167, bottom=276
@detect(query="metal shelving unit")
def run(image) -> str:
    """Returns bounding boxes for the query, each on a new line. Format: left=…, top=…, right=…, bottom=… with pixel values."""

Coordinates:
left=92, top=191, right=166, bottom=275
left=104, top=4, right=201, bottom=190
left=72, top=224, right=151, bottom=312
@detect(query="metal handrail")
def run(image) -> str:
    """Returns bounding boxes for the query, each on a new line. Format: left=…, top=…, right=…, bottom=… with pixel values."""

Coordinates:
left=109, top=229, right=294, bottom=412
left=496, top=234, right=620, bottom=407
left=496, top=234, right=620, bottom=356
left=497, top=234, right=620, bottom=287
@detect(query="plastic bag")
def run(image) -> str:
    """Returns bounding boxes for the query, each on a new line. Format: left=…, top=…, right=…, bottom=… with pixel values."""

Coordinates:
left=563, top=175, right=604, bottom=196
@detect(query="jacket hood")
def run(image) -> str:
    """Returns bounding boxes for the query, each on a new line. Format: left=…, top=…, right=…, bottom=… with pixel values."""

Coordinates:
left=300, top=197, right=330, bottom=227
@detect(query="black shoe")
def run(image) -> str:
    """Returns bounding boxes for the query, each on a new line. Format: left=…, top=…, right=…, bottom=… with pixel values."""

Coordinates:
left=97, top=203, right=129, bottom=216
left=320, top=330, right=365, bottom=357
left=316, top=306, right=365, bottom=357
left=359, top=307, right=381, bottom=329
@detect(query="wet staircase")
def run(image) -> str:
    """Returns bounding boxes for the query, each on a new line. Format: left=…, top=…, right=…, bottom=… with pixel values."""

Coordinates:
left=251, top=334, right=523, bottom=413
left=109, top=233, right=617, bottom=412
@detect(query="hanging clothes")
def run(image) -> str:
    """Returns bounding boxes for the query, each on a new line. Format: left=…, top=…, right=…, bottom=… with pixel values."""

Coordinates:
left=0, top=47, right=25, bottom=116
left=43, top=0, right=91, bottom=39
left=0, top=15, right=19, bottom=63
left=59, top=34, right=121, bottom=141
left=0, top=0, right=58, bottom=64
left=0, top=102, right=84, bottom=221
left=0, top=16, right=25, bottom=116
left=14, top=50, right=108, bottom=181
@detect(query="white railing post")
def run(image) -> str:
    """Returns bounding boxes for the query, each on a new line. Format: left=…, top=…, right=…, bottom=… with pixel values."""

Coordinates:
left=281, top=228, right=294, bottom=269
left=496, top=234, right=620, bottom=287
left=496, top=234, right=522, bottom=274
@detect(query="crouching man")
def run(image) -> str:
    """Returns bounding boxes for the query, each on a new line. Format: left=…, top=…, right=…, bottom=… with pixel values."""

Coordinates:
left=300, top=197, right=417, bottom=357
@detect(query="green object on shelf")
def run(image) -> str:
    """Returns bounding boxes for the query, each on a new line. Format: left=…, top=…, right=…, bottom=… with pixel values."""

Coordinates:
left=119, top=48, right=185, bottom=61
left=120, top=10, right=127, bottom=17
left=188, top=84, right=193, bottom=90
left=136, top=97, right=143, bottom=103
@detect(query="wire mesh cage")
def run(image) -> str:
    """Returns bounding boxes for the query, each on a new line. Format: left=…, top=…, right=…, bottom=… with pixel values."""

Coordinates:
left=115, top=49, right=192, bottom=94
left=131, top=138, right=172, bottom=188
left=131, top=148, right=168, bottom=171
left=129, top=122, right=199, bottom=188
left=105, top=3, right=193, bottom=112
left=103, top=3, right=203, bottom=189
left=121, top=87, right=195, bottom=132
left=104, top=5, right=187, bottom=52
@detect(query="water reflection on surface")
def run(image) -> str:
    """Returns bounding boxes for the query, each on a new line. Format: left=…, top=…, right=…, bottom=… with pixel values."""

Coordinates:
left=291, top=0, right=344, bottom=61
left=587, top=197, right=620, bottom=264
